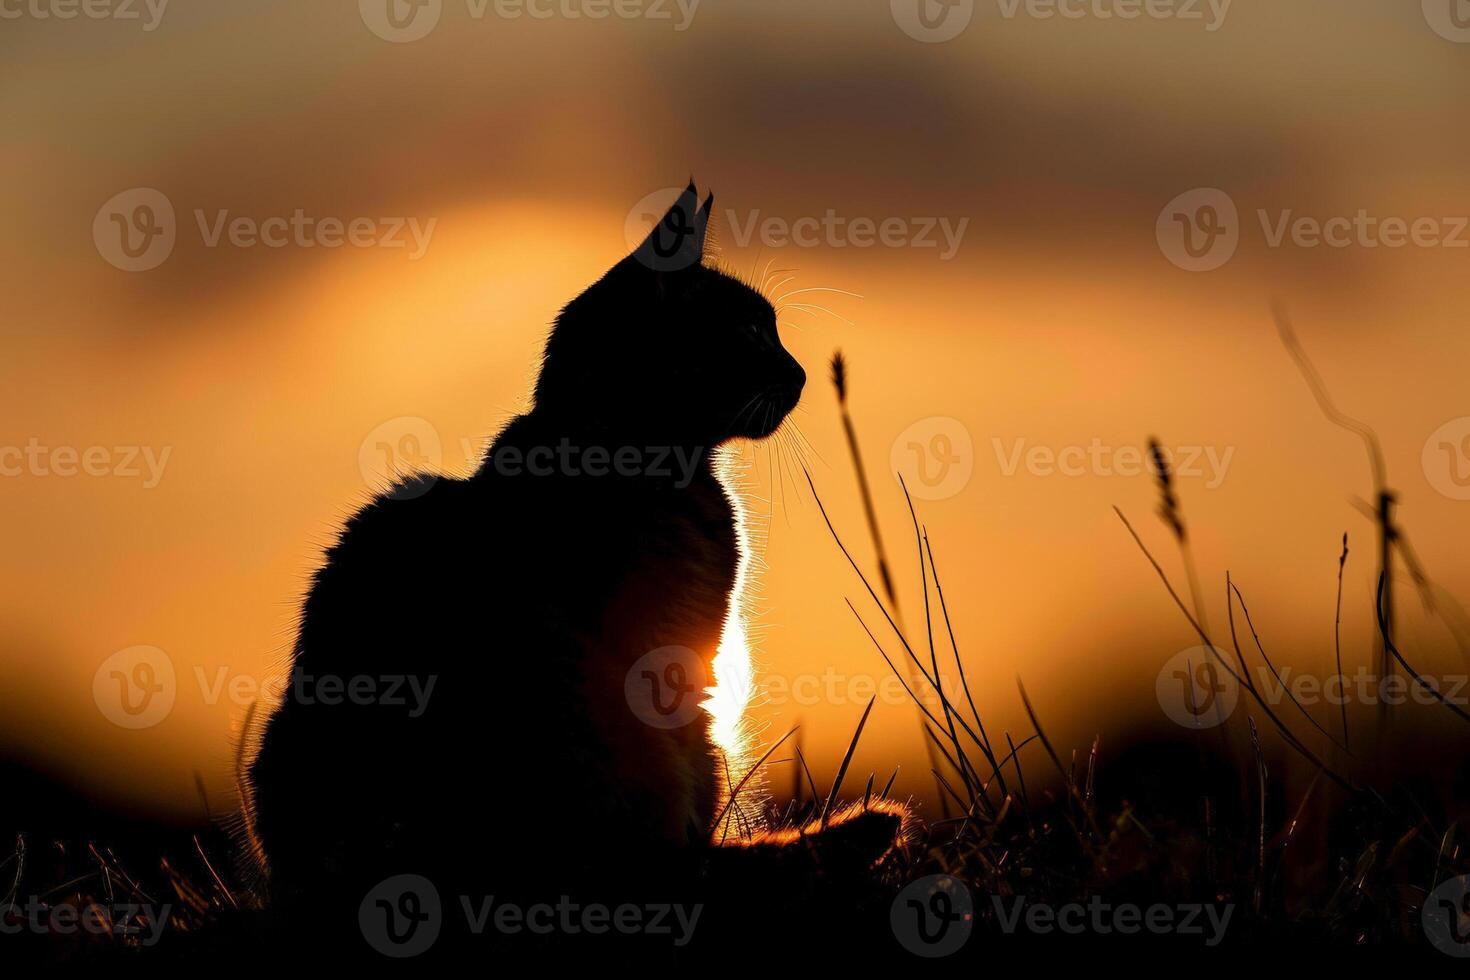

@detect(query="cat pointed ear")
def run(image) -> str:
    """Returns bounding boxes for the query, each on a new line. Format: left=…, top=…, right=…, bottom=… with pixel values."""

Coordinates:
left=632, top=182, right=705, bottom=273
left=695, top=191, right=714, bottom=254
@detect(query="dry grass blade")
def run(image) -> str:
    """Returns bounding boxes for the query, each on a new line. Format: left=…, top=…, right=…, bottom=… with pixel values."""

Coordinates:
left=795, top=746, right=822, bottom=807
left=828, top=350, right=950, bottom=811
left=1375, top=573, right=1470, bottom=724
left=924, top=532, right=1005, bottom=790
left=3, top=835, right=23, bottom=908
left=822, top=697, right=876, bottom=827
left=1005, top=732, right=1032, bottom=815
left=1248, top=717, right=1267, bottom=915
left=900, top=475, right=978, bottom=794
left=711, top=727, right=800, bottom=835
left=193, top=834, right=239, bottom=911
left=1274, top=302, right=1397, bottom=700
left=1229, top=576, right=1348, bottom=752
left=1017, top=679, right=1104, bottom=842
left=1115, top=505, right=1356, bottom=791
left=1335, top=533, right=1350, bottom=752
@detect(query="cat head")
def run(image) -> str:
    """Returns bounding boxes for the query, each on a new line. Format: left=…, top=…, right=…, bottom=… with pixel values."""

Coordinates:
left=534, top=183, right=806, bottom=447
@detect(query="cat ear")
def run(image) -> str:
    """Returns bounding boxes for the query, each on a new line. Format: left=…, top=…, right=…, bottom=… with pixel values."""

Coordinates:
left=632, top=182, right=706, bottom=273
left=695, top=191, right=714, bottom=254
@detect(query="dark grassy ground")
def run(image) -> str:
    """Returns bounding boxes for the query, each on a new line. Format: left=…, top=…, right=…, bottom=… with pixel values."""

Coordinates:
left=6, top=695, right=1469, bottom=967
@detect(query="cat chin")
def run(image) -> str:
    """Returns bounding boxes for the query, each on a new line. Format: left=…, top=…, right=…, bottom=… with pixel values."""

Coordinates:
left=730, top=388, right=802, bottom=442
left=732, top=409, right=798, bottom=442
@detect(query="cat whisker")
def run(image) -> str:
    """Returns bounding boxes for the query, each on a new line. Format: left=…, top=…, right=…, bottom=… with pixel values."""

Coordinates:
left=777, top=431, right=801, bottom=522
left=772, top=286, right=865, bottom=304
left=777, top=303, right=855, bottom=326
left=761, top=266, right=798, bottom=297
left=747, top=245, right=764, bottom=286
left=757, top=258, right=781, bottom=295
left=766, top=275, right=800, bottom=298
left=781, top=417, right=820, bottom=469
left=726, top=391, right=767, bottom=435
left=770, top=411, right=791, bottom=521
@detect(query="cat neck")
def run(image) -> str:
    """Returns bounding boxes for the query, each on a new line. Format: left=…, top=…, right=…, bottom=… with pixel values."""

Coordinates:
left=476, top=410, right=720, bottom=490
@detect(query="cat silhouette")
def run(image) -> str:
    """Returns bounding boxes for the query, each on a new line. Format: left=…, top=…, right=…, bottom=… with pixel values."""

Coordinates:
left=248, top=184, right=833, bottom=932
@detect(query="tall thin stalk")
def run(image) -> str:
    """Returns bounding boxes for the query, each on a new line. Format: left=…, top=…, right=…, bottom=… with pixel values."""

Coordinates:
left=1274, top=303, right=1396, bottom=729
left=829, top=350, right=951, bottom=813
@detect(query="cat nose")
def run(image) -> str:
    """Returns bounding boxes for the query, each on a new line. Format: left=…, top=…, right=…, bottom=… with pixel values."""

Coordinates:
left=784, top=357, right=807, bottom=395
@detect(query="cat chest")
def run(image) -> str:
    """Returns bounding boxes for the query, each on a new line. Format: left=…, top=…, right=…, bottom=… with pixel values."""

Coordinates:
left=622, top=488, right=740, bottom=648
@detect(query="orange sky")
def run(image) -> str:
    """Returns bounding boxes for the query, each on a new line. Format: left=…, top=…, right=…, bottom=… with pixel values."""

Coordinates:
left=3, top=1, right=1470, bottom=820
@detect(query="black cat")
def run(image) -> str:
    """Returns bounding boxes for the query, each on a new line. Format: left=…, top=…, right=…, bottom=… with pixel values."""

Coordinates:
left=248, top=184, right=812, bottom=917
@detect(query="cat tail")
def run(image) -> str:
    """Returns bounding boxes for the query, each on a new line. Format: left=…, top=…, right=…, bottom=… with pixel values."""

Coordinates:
left=704, top=797, right=916, bottom=884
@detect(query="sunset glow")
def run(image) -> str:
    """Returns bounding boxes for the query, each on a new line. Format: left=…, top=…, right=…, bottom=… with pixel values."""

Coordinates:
left=705, top=450, right=762, bottom=823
